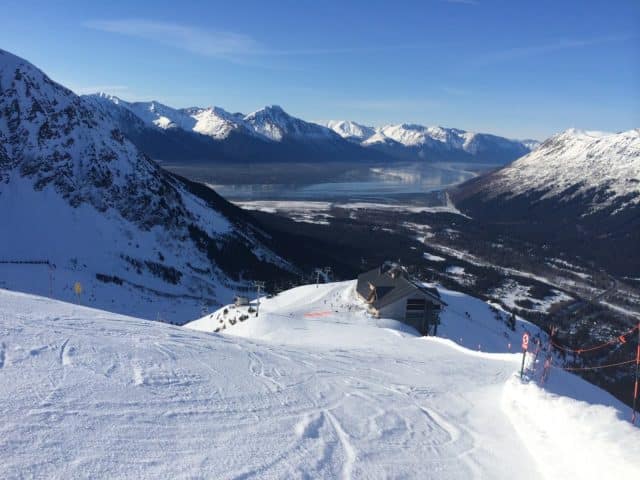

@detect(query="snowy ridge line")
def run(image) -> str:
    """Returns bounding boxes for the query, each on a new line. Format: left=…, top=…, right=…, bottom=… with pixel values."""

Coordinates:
left=87, top=94, right=339, bottom=143
left=485, top=128, right=640, bottom=213
left=324, top=119, right=536, bottom=161
left=88, top=92, right=535, bottom=159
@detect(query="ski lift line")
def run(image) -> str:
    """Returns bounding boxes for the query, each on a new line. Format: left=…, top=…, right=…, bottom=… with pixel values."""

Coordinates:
left=550, top=324, right=639, bottom=354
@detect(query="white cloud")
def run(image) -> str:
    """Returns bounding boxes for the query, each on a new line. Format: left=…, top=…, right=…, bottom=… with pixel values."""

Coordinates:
left=475, top=34, right=636, bottom=65
left=84, top=19, right=261, bottom=59
left=84, top=19, right=438, bottom=61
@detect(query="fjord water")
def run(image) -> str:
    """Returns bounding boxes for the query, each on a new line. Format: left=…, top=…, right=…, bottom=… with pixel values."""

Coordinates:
left=207, top=162, right=500, bottom=202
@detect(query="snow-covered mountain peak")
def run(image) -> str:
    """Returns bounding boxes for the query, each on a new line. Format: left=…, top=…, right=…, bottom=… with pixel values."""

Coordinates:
left=263, top=104, right=286, bottom=113
left=244, top=105, right=338, bottom=142
left=187, top=105, right=252, bottom=139
left=556, top=128, right=614, bottom=140
left=324, top=120, right=375, bottom=142
left=0, top=48, right=207, bottom=229
left=324, top=117, right=533, bottom=162
left=82, top=90, right=534, bottom=162
left=93, top=91, right=125, bottom=105
left=86, top=94, right=252, bottom=140
left=245, top=104, right=290, bottom=119
left=382, top=124, right=473, bottom=148
left=489, top=128, right=640, bottom=212
left=0, top=49, right=77, bottom=116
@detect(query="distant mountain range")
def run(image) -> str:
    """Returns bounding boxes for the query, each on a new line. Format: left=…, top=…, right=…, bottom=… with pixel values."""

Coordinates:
left=325, top=120, right=539, bottom=164
left=452, top=128, right=640, bottom=275
left=85, top=94, right=393, bottom=165
left=85, top=93, right=537, bottom=165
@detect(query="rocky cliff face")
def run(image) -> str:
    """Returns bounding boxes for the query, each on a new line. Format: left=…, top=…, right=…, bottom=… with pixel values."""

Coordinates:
left=0, top=48, right=296, bottom=322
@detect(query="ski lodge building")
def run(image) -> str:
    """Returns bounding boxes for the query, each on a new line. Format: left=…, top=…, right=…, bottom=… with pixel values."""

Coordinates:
left=356, top=263, right=446, bottom=335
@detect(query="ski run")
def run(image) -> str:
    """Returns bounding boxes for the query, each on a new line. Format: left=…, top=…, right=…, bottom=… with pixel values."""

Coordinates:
left=1, top=280, right=638, bottom=479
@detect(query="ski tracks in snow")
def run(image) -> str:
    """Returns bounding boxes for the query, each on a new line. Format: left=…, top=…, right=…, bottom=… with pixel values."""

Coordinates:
left=324, top=409, right=356, bottom=479
left=0, top=286, right=550, bottom=479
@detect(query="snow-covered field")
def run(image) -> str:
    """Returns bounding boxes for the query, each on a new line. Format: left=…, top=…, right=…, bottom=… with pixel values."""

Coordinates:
left=234, top=199, right=466, bottom=221
left=491, top=280, right=573, bottom=314
left=1, top=282, right=638, bottom=479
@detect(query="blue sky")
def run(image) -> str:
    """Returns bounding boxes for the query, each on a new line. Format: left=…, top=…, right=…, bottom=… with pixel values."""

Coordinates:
left=1, top=0, right=638, bottom=139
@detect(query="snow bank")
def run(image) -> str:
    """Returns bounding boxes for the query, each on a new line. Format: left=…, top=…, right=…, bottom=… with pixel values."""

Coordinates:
left=502, top=372, right=640, bottom=479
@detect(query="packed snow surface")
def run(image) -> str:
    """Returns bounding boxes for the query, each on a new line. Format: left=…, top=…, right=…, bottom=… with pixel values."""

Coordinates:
left=2, top=281, right=633, bottom=479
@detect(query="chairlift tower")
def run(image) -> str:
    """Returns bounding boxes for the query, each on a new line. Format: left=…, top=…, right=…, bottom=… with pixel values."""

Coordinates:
left=315, top=266, right=332, bottom=287
left=253, top=281, right=265, bottom=317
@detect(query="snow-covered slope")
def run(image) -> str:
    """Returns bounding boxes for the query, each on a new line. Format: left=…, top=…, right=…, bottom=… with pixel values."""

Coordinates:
left=0, top=49, right=294, bottom=322
left=479, top=128, right=640, bottom=212
left=451, top=127, right=640, bottom=276
left=2, top=284, right=637, bottom=478
left=325, top=120, right=534, bottom=163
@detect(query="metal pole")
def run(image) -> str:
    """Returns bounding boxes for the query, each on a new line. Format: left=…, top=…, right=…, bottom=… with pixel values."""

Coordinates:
left=254, top=281, right=265, bottom=317
left=632, top=322, right=640, bottom=424
left=520, top=333, right=529, bottom=379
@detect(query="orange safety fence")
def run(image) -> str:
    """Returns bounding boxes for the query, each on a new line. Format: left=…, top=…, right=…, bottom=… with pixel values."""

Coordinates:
left=557, top=358, right=637, bottom=372
left=550, top=324, right=639, bottom=354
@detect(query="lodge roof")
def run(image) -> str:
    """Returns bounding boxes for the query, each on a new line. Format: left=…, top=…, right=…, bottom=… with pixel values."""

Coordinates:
left=356, top=263, right=447, bottom=310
